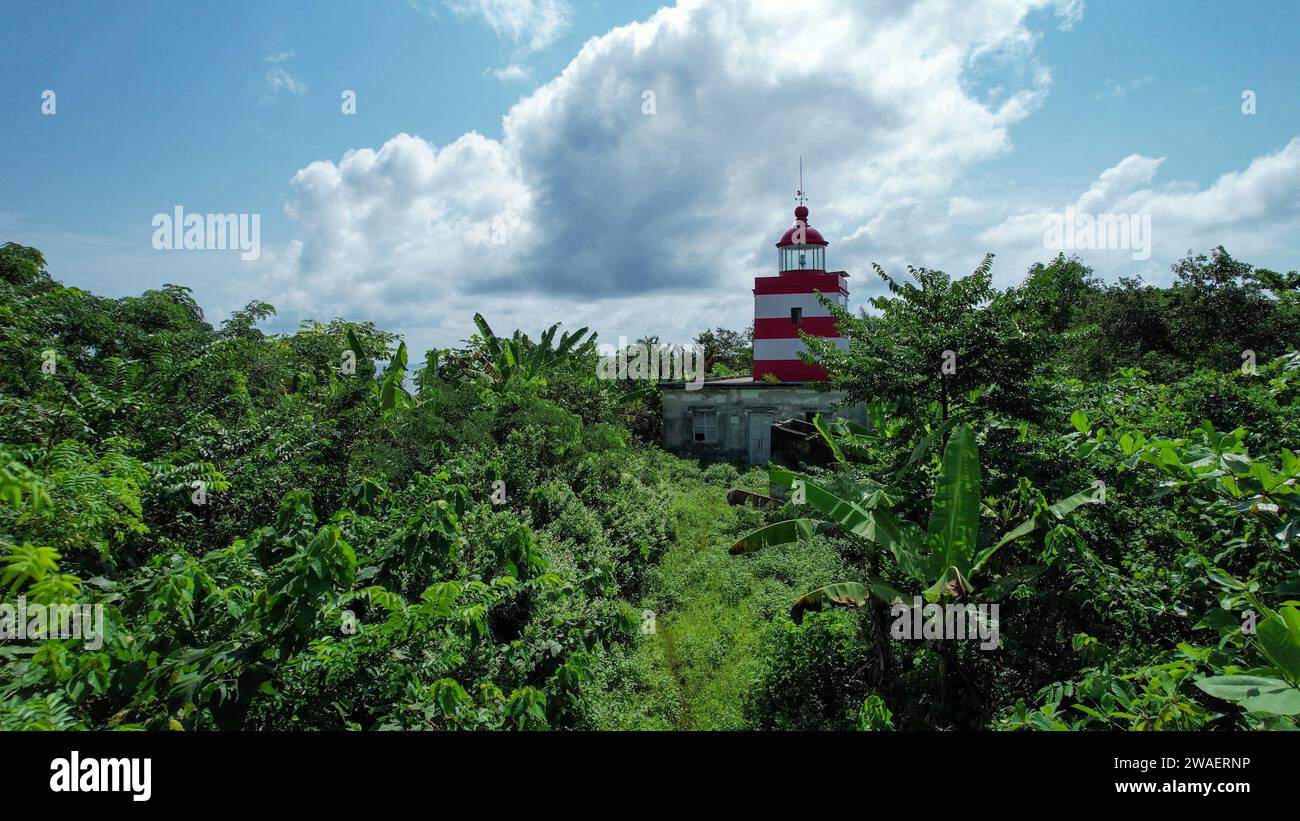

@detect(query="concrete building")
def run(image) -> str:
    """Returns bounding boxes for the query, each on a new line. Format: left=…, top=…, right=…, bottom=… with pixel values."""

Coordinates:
left=662, top=198, right=862, bottom=464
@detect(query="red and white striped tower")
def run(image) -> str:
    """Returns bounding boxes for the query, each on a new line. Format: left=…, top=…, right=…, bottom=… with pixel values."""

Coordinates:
left=752, top=196, right=849, bottom=381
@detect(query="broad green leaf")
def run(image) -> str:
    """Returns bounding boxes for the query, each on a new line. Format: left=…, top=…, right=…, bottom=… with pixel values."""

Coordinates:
left=971, top=484, right=1103, bottom=573
left=835, top=419, right=873, bottom=436
left=472, top=312, right=498, bottom=346
left=345, top=327, right=369, bottom=373
left=1256, top=606, right=1300, bottom=683
left=769, top=470, right=876, bottom=536
left=378, top=342, right=411, bottom=412
left=1070, top=410, right=1089, bottom=434
left=791, top=581, right=870, bottom=625
left=894, top=415, right=962, bottom=481
left=770, top=468, right=928, bottom=582
left=1221, top=451, right=1253, bottom=475
left=868, top=580, right=907, bottom=606
left=1194, top=675, right=1300, bottom=715
left=810, top=414, right=846, bottom=465
left=922, top=565, right=972, bottom=603
left=926, top=423, right=981, bottom=575
left=553, top=326, right=593, bottom=358
left=729, top=519, right=824, bottom=554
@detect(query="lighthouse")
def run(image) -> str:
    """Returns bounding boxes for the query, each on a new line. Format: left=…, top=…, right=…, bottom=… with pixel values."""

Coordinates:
left=752, top=200, right=849, bottom=381
left=660, top=186, right=864, bottom=464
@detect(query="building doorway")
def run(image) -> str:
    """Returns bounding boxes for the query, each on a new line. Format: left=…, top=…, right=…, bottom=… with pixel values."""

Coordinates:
left=747, top=412, right=772, bottom=464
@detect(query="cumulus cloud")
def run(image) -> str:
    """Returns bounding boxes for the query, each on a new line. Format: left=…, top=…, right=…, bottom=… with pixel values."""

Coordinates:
left=253, top=0, right=1300, bottom=355
left=262, top=0, right=1086, bottom=350
left=251, top=0, right=1298, bottom=352
left=978, top=136, right=1300, bottom=281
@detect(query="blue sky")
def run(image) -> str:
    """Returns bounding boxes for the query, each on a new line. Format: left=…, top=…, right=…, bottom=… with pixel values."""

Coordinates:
left=3, top=0, right=1298, bottom=355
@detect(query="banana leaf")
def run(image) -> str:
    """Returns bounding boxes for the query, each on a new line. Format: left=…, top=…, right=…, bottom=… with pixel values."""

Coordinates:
left=925, top=423, right=981, bottom=577
left=771, top=468, right=929, bottom=582
left=810, top=413, right=846, bottom=465
left=892, top=414, right=963, bottom=482
left=922, top=564, right=973, bottom=603
left=790, top=580, right=908, bottom=623
left=970, top=483, right=1104, bottom=573
left=791, top=582, right=871, bottom=624
left=730, top=518, right=827, bottom=554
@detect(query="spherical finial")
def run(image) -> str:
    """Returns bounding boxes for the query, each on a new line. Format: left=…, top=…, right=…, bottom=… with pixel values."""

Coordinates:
left=794, top=205, right=809, bottom=220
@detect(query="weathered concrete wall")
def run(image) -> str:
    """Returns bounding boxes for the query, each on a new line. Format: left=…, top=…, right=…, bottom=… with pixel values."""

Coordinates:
left=661, top=384, right=865, bottom=463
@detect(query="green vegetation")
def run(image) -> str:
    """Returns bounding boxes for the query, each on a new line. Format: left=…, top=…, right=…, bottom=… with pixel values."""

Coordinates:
left=0, top=242, right=667, bottom=730
left=2, top=239, right=1298, bottom=730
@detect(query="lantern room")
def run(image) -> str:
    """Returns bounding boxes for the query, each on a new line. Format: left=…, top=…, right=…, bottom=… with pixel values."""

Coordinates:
left=775, top=205, right=828, bottom=272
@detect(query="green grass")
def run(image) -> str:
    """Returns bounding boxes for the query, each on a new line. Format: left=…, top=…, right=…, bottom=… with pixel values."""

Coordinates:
left=589, top=464, right=850, bottom=729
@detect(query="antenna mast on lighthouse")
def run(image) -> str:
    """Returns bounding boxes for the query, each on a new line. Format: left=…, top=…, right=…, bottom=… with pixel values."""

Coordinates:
left=795, top=156, right=807, bottom=206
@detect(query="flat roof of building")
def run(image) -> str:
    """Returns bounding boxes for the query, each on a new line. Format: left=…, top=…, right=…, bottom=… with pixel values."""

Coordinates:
left=660, top=376, right=823, bottom=390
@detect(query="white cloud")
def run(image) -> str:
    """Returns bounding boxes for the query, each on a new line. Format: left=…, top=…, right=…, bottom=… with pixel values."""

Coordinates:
left=489, top=63, right=531, bottom=81
left=440, top=0, right=572, bottom=53
left=978, top=137, right=1300, bottom=281
left=261, top=50, right=308, bottom=105
left=1055, top=0, right=1084, bottom=30
left=258, top=0, right=1094, bottom=349
left=1094, top=74, right=1152, bottom=101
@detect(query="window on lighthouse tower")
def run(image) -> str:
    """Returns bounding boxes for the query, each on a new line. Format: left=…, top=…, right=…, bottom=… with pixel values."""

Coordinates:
left=779, top=244, right=824, bottom=271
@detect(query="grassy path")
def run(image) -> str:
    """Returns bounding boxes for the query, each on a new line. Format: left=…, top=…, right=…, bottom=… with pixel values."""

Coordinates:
left=655, top=614, right=692, bottom=730
left=646, top=476, right=754, bottom=729
left=588, top=464, right=849, bottom=730
left=622, top=468, right=847, bottom=729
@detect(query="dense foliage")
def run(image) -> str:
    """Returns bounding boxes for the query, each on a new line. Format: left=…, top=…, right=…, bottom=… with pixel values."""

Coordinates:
left=770, top=250, right=1300, bottom=729
left=0, top=242, right=669, bottom=730
left=2, top=239, right=1298, bottom=731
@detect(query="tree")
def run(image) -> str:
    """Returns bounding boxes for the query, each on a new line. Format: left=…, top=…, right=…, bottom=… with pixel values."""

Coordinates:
left=471, top=313, right=598, bottom=388
left=1061, top=247, right=1300, bottom=381
left=805, top=255, right=1054, bottom=428
left=730, top=419, right=1099, bottom=711
left=1019, top=253, right=1098, bottom=334
left=693, top=326, right=753, bottom=377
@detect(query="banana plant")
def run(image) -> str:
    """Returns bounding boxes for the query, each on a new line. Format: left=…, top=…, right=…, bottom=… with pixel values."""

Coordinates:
left=731, top=423, right=1102, bottom=624
left=473, top=313, right=597, bottom=387
left=344, top=328, right=413, bottom=415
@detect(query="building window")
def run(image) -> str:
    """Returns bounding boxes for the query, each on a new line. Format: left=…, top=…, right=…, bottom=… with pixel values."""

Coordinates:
left=790, top=306, right=803, bottom=325
left=778, top=245, right=825, bottom=272
left=693, top=410, right=718, bottom=443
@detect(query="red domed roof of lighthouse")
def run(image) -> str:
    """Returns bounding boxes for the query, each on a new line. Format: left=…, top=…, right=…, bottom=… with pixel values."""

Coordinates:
left=775, top=205, right=828, bottom=247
